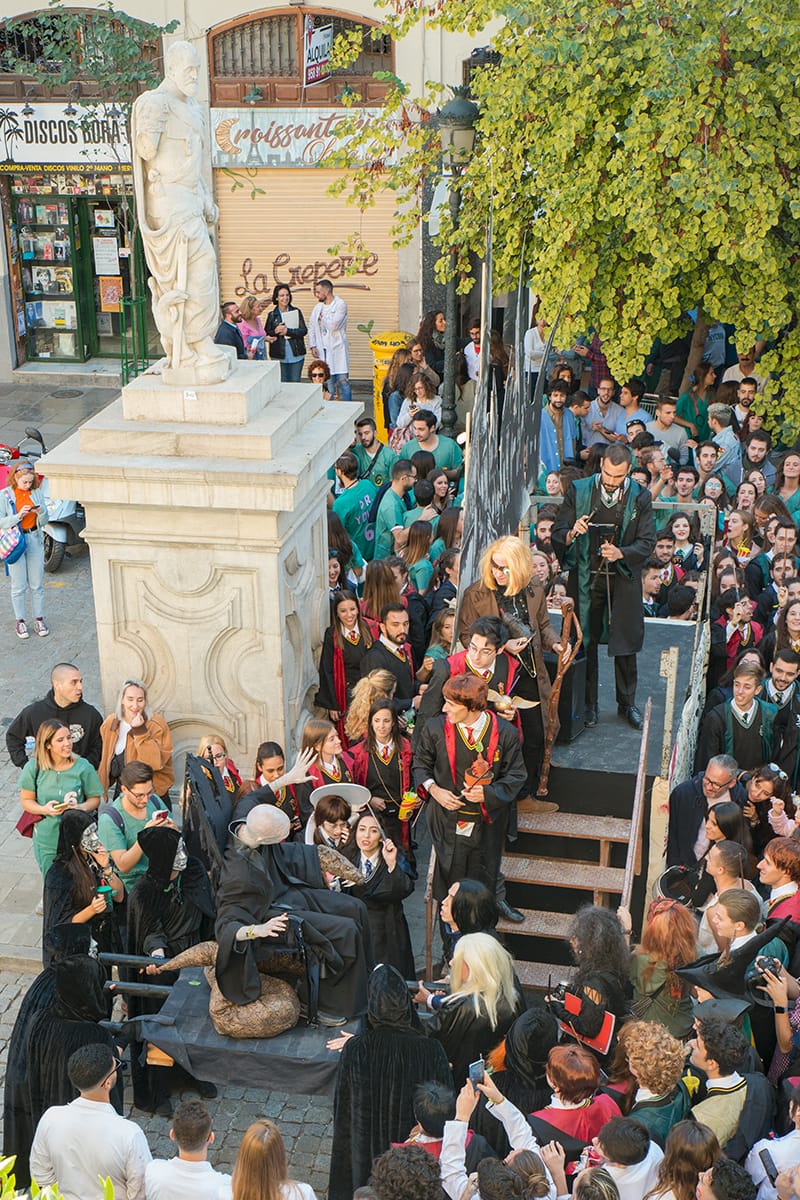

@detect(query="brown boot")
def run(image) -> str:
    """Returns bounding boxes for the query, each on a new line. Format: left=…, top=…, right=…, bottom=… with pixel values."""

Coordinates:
left=518, top=795, right=559, bottom=814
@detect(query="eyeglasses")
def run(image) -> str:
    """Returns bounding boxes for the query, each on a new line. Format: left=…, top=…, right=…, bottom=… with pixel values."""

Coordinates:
left=101, top=1056, right=127, bottom=1086
left=490, top=561, right=510, bottom=574
left=211, top=752, right=226, bottom=763
left=467, top=643, right=496, bottom=657
left=766, top=763, right=789, bottom=780
left=704, top=775, right=733, bottom=791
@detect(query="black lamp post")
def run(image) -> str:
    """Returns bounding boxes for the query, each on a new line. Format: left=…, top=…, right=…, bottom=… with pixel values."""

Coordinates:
left=437, top=87, right=478, bottom=438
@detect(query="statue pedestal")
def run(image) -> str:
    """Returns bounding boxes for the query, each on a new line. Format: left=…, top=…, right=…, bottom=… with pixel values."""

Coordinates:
left=40, top=361, right=361, bottom=764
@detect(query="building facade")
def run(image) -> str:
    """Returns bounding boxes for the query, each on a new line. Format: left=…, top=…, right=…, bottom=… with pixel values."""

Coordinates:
left=0, top=2, right=486, bottom=380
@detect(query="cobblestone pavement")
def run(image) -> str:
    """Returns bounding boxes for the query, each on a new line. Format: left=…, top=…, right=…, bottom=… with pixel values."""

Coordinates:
left=0, top=381, right=413, bottom=1196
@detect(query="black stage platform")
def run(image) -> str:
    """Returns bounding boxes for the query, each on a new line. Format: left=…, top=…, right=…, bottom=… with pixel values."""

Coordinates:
left=138, top=968, right=358, bottom=1095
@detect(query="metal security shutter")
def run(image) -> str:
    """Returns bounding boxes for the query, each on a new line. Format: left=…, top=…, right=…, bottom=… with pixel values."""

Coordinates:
left=215, top=167, right=400, bottom=379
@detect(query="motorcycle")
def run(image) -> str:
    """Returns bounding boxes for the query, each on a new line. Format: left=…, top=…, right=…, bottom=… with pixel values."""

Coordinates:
left=0, top=427, right=86, bottom=573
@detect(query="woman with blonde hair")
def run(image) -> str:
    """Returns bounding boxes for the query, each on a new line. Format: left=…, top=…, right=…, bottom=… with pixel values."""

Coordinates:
left=417, top=931, right=524, bottom=1087
left=232, top=1118, right=317, bottom=1200
left=196, top=732, right=241, bottom=795
left=344, top=669, right=396, bottom=744
left=238, top=295, right=267, bottom=359
left=98, top=678, right=174, bottom=803
left=459, top=534, right=563, bottom=804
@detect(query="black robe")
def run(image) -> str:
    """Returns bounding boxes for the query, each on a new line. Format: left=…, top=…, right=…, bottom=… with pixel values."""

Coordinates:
left=344, top=852, right=415, bottom=980
left=215, top=830, right=372, bottom=1019
left=427, top=989, right=526, bottom=1089
left=21, top=956, right=120, bottom=1183
left=42, top=858, right=123, bottom=967
left=124, top=829, right=216, bottom=1110
left=468, top=1008, right=559, bottom=1157
left=2, top=926, right=93, bottom=1188
left=360, top=640, right=416, bottom=709
left=328, top=965, right=453, bottom=1200
left=316, top=625, right=371, bottom=711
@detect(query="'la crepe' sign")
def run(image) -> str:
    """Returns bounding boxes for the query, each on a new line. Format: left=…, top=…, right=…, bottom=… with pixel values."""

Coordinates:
left=210, top=107, right=379, bottom=169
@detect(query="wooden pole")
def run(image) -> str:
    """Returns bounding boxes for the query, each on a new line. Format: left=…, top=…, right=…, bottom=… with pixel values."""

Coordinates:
left=537, top=599, right=583, bottom=796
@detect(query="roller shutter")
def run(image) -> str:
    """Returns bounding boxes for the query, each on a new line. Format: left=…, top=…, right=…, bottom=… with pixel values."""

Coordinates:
left=215, top=167, right=400, bottom=379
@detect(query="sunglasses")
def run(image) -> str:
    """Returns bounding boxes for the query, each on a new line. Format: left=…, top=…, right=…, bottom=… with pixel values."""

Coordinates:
left=766, top=763, right=788, bottom=780
left=490, top=561, right=510, bottom=573
left=101, top=1056, right=127, bottom=1086
left=311, top=372, right=326, bottom=379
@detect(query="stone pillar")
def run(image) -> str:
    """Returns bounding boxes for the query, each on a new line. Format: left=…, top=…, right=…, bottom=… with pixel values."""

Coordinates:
left=39, top=361, right=361, bottom=767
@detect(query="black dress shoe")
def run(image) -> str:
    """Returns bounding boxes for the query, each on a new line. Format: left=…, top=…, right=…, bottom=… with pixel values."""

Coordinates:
left=584, top=705, right=598, bottom=727
left=498, top=899, right=525, bottom=924
left=195, top=1080, right=218, bottom=1099
left=618, top=704, right=643, bottom=730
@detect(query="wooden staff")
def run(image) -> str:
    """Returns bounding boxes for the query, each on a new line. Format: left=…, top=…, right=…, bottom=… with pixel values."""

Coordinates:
left=537, top=599, right=583, bottom=796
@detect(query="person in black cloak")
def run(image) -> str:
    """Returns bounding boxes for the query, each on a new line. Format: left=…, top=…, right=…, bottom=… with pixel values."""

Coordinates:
left=326, top=963, right=453, bottom=1200
left=215, top=804, right=372, bottom=1025
left=468, top=1008, right=560, bottom=1157
left=125, top=825, right=215, bottom=1115
left=2, top=924, right=93, bottom=1188
left=22, top=952, right=121, bottom=1183
left=42, top=810, right=125, bottom=966
left=344, top=810, right=415, bottom=980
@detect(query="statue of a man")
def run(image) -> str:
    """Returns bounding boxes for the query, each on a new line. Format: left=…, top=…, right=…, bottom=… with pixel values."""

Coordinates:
left=131, top=41, right=232, bottom=386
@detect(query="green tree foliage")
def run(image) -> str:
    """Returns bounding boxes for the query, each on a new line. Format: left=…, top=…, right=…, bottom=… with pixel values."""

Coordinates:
left=329, top=0, right=800, bottom=427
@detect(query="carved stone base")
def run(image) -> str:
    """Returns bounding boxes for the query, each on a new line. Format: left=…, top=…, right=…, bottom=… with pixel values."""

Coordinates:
left=39, top=373, right=361, bottom=767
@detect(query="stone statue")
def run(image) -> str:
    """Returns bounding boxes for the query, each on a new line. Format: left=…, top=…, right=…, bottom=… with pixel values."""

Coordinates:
left=131, top=41, right=232, bottom=386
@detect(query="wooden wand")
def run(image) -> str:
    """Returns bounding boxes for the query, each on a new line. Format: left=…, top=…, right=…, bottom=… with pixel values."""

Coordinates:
left=537, top=599, right=583, bottom=797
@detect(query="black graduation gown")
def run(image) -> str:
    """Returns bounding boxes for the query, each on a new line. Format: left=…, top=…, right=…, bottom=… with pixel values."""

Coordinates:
left=345, top=853, right=415, bottom=979
left=22, top=956, right=121, bottom=1182
left=695, top=700, right=780, bottom=774
left=328, top=965, right=453, bottom=1200
left=215, top=830, right=372, bottom=1019
left=427, top=990, right=526, bottom=1089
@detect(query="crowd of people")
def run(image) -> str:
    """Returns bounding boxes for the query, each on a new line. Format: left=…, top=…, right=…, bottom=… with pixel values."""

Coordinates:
left=8, top=314, right=800, bottom=1200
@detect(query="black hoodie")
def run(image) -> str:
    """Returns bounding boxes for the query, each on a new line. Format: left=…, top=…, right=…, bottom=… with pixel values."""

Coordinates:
left=6, top=688, right=103, bottom=768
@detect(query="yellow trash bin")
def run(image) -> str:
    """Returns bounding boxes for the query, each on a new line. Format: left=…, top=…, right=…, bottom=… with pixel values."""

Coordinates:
left=370, top=331, right=413, bottom=444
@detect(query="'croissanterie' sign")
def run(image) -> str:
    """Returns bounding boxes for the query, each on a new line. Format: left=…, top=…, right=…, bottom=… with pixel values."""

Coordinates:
left=210, top=107, right=380, bottom=169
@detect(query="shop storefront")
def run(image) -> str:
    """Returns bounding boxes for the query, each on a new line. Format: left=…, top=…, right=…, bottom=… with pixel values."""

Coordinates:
left=211, top=107, right=399, bottom=379
left=0, top=102, right=150, bottom=366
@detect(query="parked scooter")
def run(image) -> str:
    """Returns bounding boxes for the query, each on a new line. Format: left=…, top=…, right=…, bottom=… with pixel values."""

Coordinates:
left=0, top=427, right=46, bottom=486
left=43, top=495, right=86, bottom=572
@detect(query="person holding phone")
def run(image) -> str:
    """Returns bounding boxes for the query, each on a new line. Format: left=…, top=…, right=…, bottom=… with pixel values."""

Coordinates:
left=19, top=719, right=104, bottom=878
left=0, top=459, right=49, bottom=640
left=97, top=761, right=175, bottom=889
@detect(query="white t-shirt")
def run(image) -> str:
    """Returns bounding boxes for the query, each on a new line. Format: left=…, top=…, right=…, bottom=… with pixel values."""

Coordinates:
left=146, top=1158, right=231, bottom=1200
left=217, top=1181, right=317, bottom=1200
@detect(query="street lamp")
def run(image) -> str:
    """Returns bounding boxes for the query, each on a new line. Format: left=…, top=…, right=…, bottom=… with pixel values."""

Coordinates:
left=437, top=86, right=478, bottom=438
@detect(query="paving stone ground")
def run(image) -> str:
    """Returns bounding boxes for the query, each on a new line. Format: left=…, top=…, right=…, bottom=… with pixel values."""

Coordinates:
left=0, top=379, right=413, bottom=1196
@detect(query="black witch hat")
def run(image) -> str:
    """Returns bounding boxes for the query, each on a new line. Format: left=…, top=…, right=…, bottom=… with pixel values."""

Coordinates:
left=677, top=917, right=790, bottom=998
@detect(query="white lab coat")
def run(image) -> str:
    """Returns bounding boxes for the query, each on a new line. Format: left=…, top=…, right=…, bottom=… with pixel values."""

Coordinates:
left=308, top=295, right=349, bottom=375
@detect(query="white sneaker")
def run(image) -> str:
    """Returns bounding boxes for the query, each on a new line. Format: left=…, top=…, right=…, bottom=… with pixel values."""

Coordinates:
left=15, top=620, right=29, bottom=640
left=34, top=618, right=49, bottom=637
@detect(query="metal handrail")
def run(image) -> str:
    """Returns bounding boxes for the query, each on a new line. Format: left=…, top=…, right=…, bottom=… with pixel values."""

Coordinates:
left=621, top=696, right=652, bottom=908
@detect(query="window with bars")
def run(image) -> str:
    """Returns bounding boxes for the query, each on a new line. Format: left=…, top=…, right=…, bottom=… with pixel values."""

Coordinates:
left=0, top=11, right=159, bottom=77
left=209, top=10, right=393, bottom=106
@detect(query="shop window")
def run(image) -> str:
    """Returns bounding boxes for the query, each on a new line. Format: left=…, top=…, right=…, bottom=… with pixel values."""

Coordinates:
left=209, top=10, right=393, bottom=106
left=0, top=8, right=161, bottom=101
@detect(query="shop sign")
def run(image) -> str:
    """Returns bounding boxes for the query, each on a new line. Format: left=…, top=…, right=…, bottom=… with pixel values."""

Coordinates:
left=303, top=17, right=333, bottom=88
left=0, top=103, right=131, bottom=171
left=211, top=107, right=379, bottom=169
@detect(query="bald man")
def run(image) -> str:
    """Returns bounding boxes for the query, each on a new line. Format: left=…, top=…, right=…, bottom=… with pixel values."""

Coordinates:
left=6, top=662, right=103, bottom=768
left=215, top=805, right=372, bottom=1026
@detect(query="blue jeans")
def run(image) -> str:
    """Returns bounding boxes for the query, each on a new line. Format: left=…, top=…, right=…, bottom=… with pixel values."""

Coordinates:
left=328, top=373, right=352, bottom=402
left=388, top=389, right=404, bottom=425
left=8, top=528, right=44, bottom=620
left=280, top=359, right=304, bottom=383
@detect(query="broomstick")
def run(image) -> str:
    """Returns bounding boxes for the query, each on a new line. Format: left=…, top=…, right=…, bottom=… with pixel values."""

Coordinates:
left=537, top=599, right=583, bottom=796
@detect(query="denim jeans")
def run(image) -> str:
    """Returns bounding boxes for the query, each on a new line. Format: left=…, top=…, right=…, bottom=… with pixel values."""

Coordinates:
left=387, top=389, right=404, bottom=425
left=280, top=359, right=304, bottom=383
left=328, top=373, right=352, bottom=402
left=8, top=528, right=44, bottom=620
